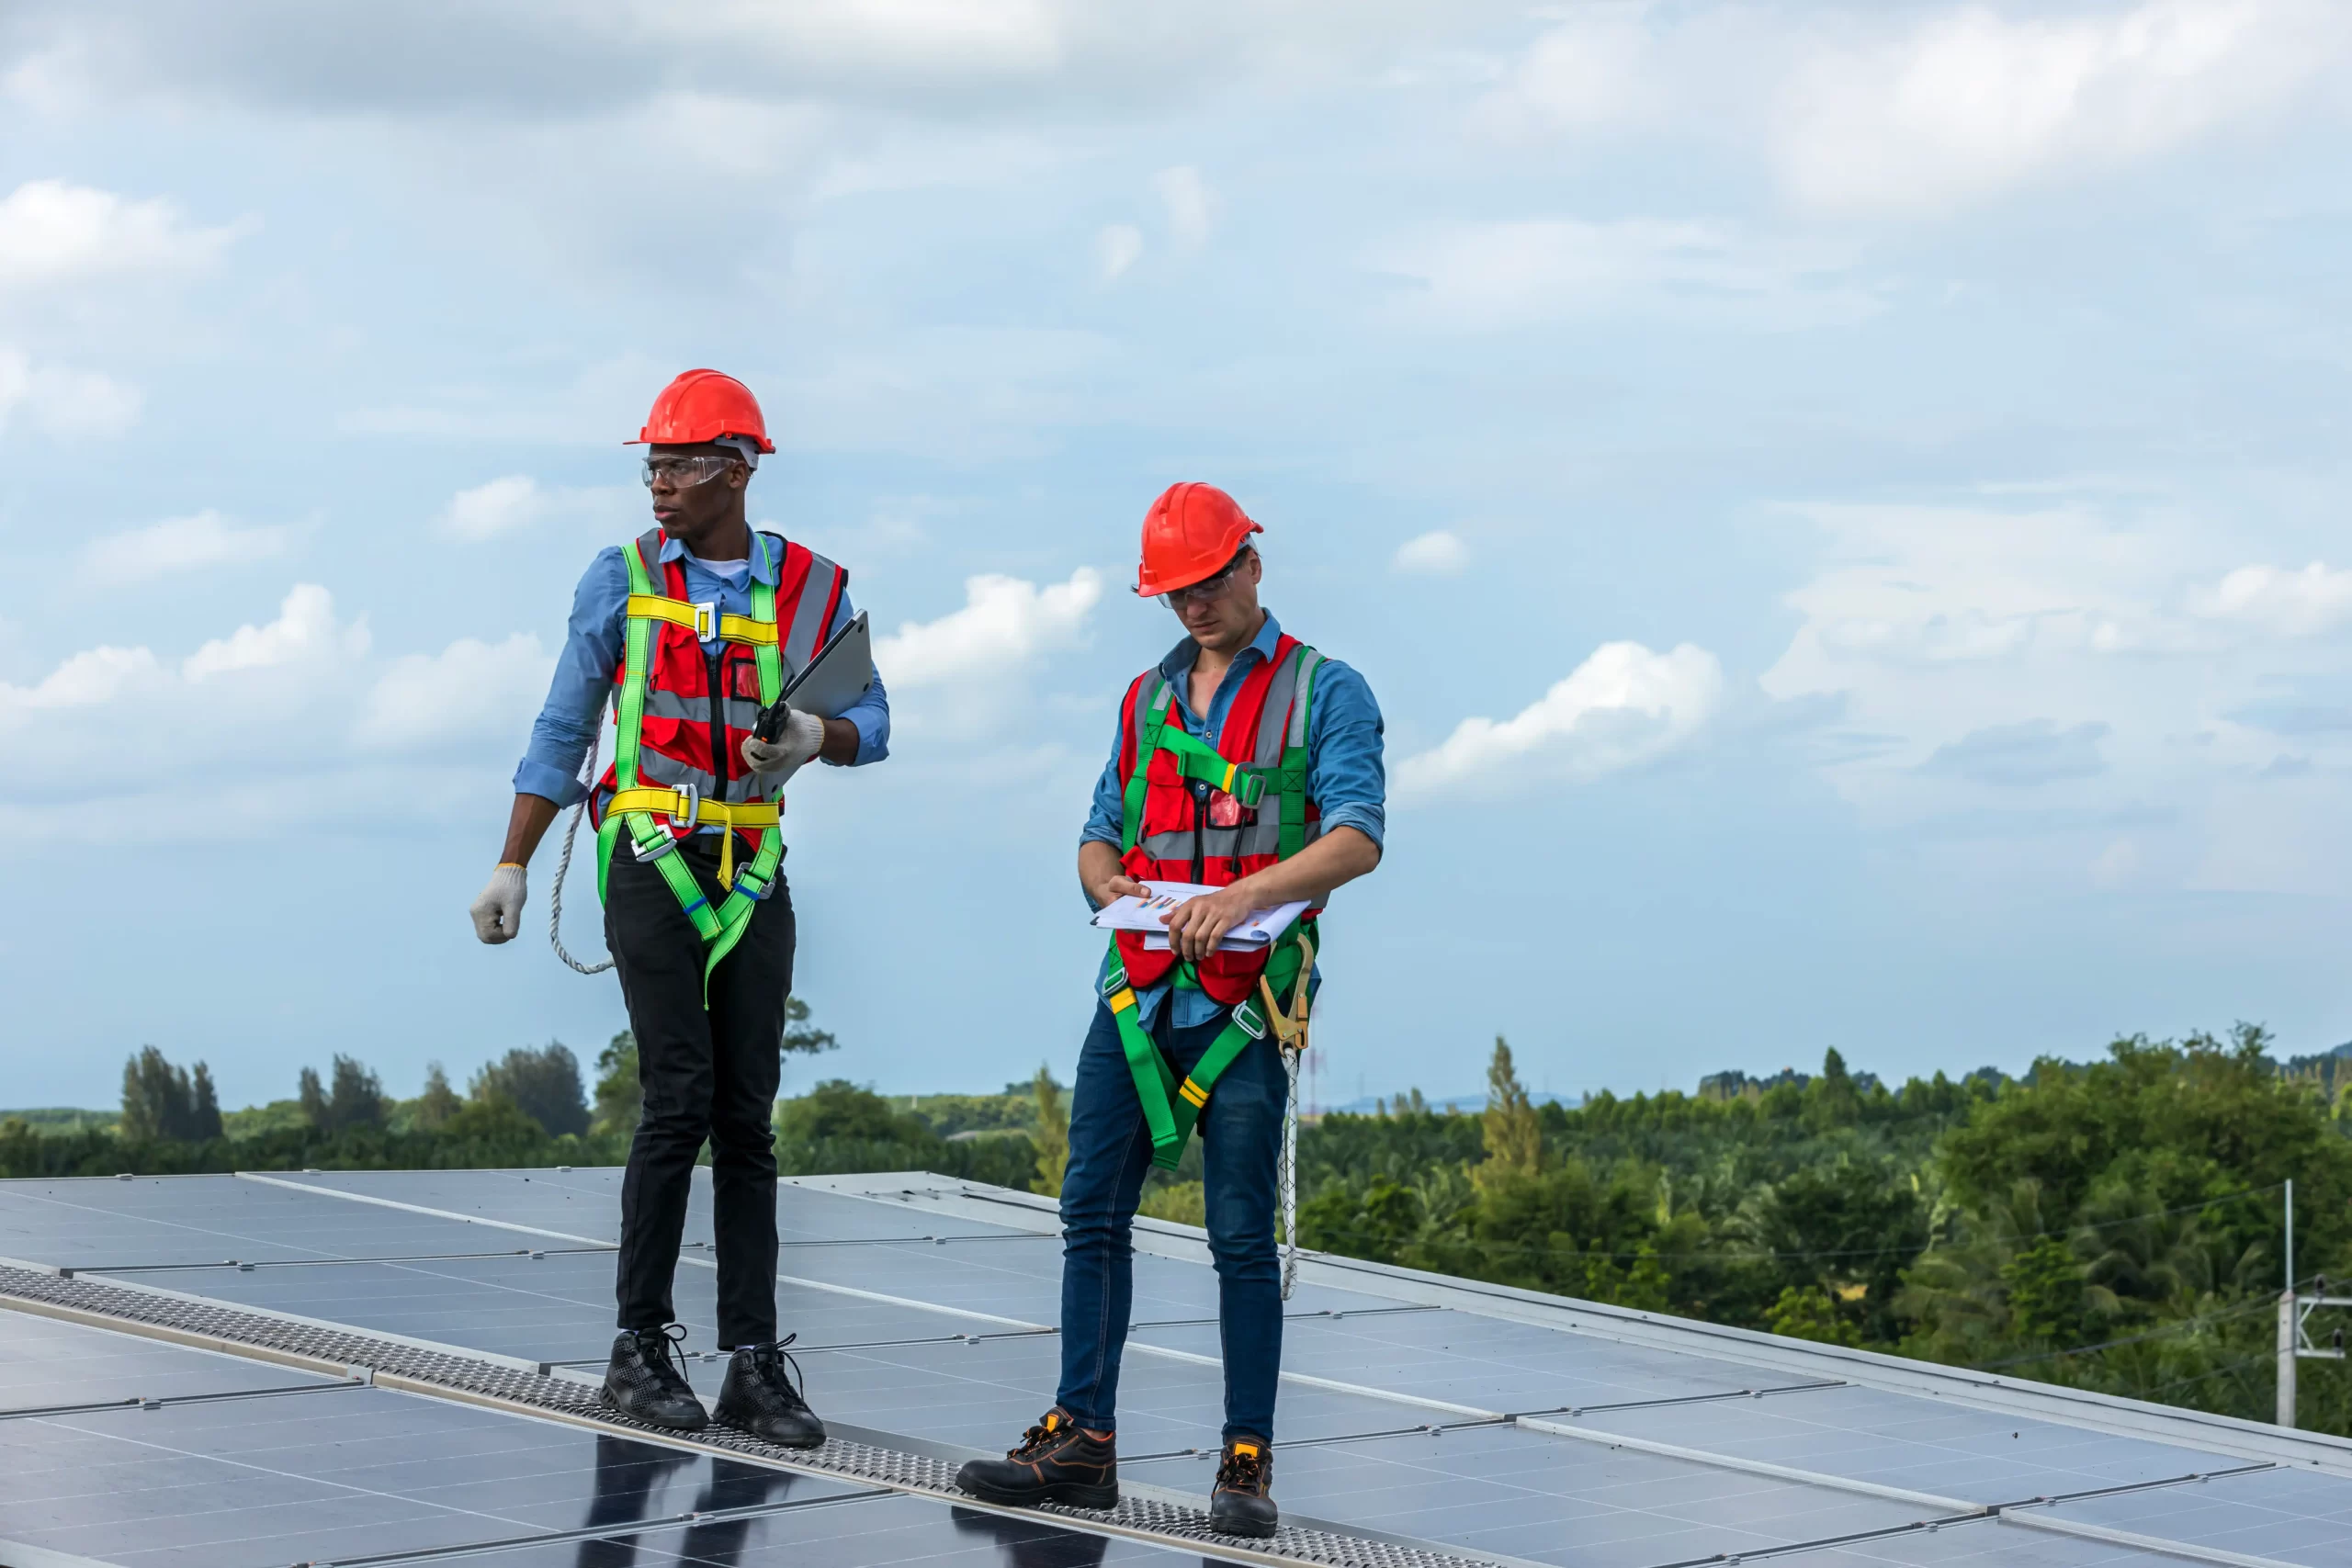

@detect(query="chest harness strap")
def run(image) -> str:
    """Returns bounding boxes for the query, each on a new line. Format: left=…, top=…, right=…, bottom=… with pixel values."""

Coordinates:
left=1102, top=646, right=1322, bottom=1173
left=595, top=536, right=788, bottom=1000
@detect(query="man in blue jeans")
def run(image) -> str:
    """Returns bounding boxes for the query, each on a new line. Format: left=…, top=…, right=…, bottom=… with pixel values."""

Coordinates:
left=956, top=483, right=1385, bottom=1537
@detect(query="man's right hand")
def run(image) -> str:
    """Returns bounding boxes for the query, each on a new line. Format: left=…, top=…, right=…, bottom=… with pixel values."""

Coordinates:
left=1091, top=872, right=1148, bottom=908
left=469, top=863, right=528, bottom=944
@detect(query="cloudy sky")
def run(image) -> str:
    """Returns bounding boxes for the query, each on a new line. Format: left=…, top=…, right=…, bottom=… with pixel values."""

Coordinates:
left=6, top=0, right=2352, bottom=1112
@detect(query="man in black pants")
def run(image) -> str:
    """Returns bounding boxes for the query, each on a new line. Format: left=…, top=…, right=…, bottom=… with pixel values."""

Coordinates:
left=469, top=370, right=889, bottom=1444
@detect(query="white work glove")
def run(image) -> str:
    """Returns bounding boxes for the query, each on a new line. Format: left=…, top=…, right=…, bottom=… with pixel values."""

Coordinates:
left=469, top=863, right=527, bottom=944
left=741, top=707, right=827, bottom=788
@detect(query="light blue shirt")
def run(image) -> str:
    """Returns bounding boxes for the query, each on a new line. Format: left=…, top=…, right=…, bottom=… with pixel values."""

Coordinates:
left=1081, top=612, right=1385, bottom=1029
left=514, top=532, right=890, bottom=807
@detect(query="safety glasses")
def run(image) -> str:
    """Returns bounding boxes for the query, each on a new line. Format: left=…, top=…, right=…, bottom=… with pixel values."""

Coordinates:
left=1159, top=550, right=1250, bottom=610
left=640, top=455, right=741, bottom=489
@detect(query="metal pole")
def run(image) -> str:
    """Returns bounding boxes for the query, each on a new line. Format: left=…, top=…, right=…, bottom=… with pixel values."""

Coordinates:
left=2286, top=1178, right=2295, bottom=1294
left=2279, top=1288, right=2298, bottom=1427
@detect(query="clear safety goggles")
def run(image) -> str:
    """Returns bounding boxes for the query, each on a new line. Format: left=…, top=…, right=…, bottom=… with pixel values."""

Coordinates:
left=1159, top=549, right=1250, bottom=610
left=640, top=454, right=741, bottom=489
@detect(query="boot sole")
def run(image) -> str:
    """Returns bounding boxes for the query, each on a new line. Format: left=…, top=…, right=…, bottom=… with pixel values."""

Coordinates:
left=960, top=1478, right=1121, bottom=1511
left=716, top=1412, right=826, bottom=1450
left=1210, top=1513, right=1278, bottom=1540
left=599, top=1383, right=708, bottom=1432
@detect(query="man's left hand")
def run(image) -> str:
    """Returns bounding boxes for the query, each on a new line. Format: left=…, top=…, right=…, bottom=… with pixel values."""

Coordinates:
left=1161, top=884, right=1259, bottom=964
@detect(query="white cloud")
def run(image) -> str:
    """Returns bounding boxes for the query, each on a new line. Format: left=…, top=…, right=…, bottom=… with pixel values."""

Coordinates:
left=1096, top=223, right=1143, bottom=281
left=2189, top=561, right=2352, bottom=637
left=355, top=633, right=553, bottom=753
left=1474, top=2, right=1670, bottom=137
left=0, top=644, right=162, bottom=716
left=183, top=584, right=368, bottom=682
left=877, top=567, right=1103, bottom=689
left=1153, top=164, right=1214, bottom=248
left=0, top=346, right=141, bottom=436
left=1400, top=640, right=1723, bottom=798
left=1393, top=529, right=1468, bottom=576
left=1381, top=219, right=1874, bottom=330
left=0, top=178, right=240, bottom=292
left=445, top=475, right=548, bottom=540
left=1776, top=0, right=2338, bottom=214
left=85, top=510, right=288, bottom=579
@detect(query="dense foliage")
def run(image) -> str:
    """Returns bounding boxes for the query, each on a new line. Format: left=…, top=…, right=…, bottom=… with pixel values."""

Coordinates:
left=1296, top=1027, right=2352, bottom=1433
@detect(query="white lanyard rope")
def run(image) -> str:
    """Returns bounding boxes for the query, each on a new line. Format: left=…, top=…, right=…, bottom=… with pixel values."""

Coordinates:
left=549, top=728, right=616, bottom=976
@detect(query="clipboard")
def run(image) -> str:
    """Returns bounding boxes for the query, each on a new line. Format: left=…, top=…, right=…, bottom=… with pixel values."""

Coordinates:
left=779, top=609, right=874, bottom=719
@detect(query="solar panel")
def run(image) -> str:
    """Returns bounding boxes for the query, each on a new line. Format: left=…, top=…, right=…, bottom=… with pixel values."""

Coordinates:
left=0, top=1174, right=508, bottom=1268
left=1565, top=1381, right=2250, bottom=1504
left=1, top=1167, right=2336, bottom=1568
left=0, top=1381, right=865, bottom=1567
left=2030, top=1462, right=2352, bottom=1566
left=0, top=1311, right=356, bottom=1414
left=1130, top=1308, right=1777, bottom=1415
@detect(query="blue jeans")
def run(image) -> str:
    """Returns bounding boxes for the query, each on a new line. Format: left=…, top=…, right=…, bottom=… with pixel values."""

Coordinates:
left=1056, top=998, right=1287, bottom=1443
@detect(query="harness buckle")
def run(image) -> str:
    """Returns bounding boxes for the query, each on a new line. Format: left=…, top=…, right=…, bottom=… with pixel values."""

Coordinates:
left=1232, top=998, right=1267, bottom=1040
left=692, top=600, right=718, bottom=641
left=630, top=830, right=678, bottom=864
left=1102, top=964, right=1129, bottom=998
left=670, top=783, right=701, bottom=833
left=731, top=863, right=778, bottom=901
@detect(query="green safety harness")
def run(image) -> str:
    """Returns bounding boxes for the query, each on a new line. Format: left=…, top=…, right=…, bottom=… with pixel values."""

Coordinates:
left=591, top=533, right=789, bottom=999
left=1102, top=645, right=1321, bottom=1171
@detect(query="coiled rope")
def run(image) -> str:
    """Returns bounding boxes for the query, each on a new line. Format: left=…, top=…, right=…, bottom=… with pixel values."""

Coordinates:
left=1278, top=1040, right=1302, bottom=1300
left=548, top=728, right=614, bottom=976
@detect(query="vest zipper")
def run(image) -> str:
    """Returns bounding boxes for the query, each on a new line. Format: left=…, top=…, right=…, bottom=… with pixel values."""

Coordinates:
left=1191, top=783, right=1206, bottom=885
left=707, top=644, right=729, bottom=806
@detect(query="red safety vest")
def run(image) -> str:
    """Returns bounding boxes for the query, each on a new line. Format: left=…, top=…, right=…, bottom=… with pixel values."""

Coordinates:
left=1114, top=634, right=1323, bottom=1005
left=592, top=527, right=845, bottom=855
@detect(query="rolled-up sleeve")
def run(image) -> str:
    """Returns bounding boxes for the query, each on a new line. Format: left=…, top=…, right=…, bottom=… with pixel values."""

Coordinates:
left=1303, top=658, right=1385, bottom=849
left=513, top=548, right=628, bottom=807
left=823, top=589, right=891, bottom=766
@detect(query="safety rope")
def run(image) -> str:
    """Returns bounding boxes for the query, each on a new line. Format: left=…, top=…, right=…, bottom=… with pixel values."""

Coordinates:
left=1278, top=1039, right=1302, bottom=1300
left=549, top=727, right=615, bottom=976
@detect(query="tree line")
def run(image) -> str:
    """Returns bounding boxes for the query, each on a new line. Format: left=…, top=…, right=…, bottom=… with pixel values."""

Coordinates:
left=1293, top=1027, right=2352, bottom=1435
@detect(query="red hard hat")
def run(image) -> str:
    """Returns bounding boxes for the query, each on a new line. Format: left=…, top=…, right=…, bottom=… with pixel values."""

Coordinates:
left=1136, top=482, right=1261, bottom=595
left=628, top=368, right=775, bottom=453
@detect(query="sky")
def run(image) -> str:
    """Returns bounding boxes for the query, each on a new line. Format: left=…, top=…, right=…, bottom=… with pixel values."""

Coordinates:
left=6, top=0, right=2352, bottom=1113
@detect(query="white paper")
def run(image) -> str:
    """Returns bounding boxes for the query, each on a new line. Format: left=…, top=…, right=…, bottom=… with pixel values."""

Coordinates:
left=1090, top=881, right=1309, bottom=953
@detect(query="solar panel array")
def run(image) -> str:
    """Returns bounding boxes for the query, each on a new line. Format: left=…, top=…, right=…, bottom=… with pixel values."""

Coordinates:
left=1, top=1168, right=2346, bottom=1568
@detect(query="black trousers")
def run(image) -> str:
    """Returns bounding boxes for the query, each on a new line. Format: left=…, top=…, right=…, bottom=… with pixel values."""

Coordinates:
left=605, top=834, right=796, bottom=1348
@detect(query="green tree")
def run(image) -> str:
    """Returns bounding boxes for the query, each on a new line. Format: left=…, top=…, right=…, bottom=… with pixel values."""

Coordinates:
left=412, top=1064, right=461, bottom=1132
left=1031, top=1066, right=1069, bottom=1198
left=299, top=1055, right=385, bottom=1134
left=592, top=1032, right=640, bottom=1138
left=120, top=1046, right=218, bottom=1142
left=1769, top=1285, right=1860, bottom=1347
left=470, top=1043, right=589, bottom=1137
left=785, top=996, right=838, bottom=1058
left=1476, top=1036, right=1543, bottom=1185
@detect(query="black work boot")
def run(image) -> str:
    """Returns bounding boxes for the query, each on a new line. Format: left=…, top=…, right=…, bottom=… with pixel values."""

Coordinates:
left=955, top=1408, right=1119, bottom=1510
left=1209, top=1436, right=1276, bottom=1538
left=714, top=1337, right=826, bottom=1449
left=600, top=1325, right=708, bottom=1432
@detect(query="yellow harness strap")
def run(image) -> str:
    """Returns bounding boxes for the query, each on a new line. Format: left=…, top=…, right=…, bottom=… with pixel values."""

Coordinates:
left=604, top=788, right=783, bottom=889
left=623, top=593, right=780, bottom=646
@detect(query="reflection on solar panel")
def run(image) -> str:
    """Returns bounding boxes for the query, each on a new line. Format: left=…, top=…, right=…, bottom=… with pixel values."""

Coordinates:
left=1, top=1168, right=2346, bottom=1568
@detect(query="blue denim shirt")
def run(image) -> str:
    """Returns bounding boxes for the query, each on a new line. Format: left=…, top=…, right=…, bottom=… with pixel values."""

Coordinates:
left=1082, top=612, right=1385, bottom=1029
left=514, top=532, right=891, bottom=807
